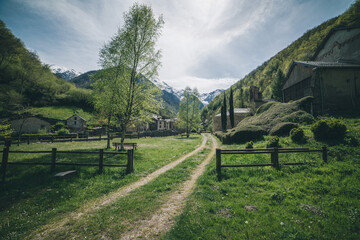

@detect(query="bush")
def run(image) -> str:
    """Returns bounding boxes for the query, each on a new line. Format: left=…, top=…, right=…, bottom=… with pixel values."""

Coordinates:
left=266, top=136, right=280, bottom=148
left=53, top=121, right=65, bottom=131
left=269, top=122, right=298, bottom=136
left=281, top=110, right=315, bottom=124
left=311, top=118, right=347, bottom=140
left=290, top=128, right=305, bottom=143
left=57, top=128, right=70, bottom=136
left=245, top=141, right=254, bottom=149
left=227, top=125, right=267, bottom=144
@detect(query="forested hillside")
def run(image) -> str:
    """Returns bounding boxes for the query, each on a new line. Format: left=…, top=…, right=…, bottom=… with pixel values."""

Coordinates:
left=203, top=1, right=360, bottom=123
left=0, top=20, right=92, bottom=116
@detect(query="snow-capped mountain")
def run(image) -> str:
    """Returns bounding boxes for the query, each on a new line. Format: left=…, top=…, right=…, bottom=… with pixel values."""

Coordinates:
left=200, top=89, right=224, bottom=105
left=151, top=79, right=183, bottom=99
left=151, top=79, right=223, bottom=106
left=50, top=65, right=82, bottom=81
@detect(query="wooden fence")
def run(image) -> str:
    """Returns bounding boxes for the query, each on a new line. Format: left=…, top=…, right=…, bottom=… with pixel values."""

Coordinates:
left=1, top=147, right=134, bottom=183
left=216, top=147, right=327, bottom=174
left=2, top=130, right=180, bottom=146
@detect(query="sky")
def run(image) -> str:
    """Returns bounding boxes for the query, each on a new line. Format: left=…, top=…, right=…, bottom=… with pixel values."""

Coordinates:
left=0, top=0, right=355, bottom=93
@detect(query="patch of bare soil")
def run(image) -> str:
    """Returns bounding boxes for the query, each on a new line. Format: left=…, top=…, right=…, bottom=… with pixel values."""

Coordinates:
left=28, top=135, right=208, bottom=239
left=120, top=134, right=218, bottom=240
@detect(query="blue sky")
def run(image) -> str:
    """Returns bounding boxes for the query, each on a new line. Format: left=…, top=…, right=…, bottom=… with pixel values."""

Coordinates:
left=0, top=0, right=355, bottom=93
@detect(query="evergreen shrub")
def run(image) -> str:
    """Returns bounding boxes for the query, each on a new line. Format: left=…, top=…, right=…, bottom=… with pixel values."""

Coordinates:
left=245, top=141, right=254, bottom=149
left=311, top=118, right=347, bottom=140
left=266, top=136, right=280, bottom=148
left=290, top=127, right=305, bottom=143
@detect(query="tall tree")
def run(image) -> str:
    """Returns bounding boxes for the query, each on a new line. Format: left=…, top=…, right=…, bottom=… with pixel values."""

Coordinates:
left=177, top=87, right=201, bottom=138
left=221, top=93, right=227, bottom=131
left=95, top=3, right=164, bottom=149
left=240, top=88, right=244, bottom=108
left=229, top=88, right=234, bottom=128
left=271, top=69, right=285, bottom=101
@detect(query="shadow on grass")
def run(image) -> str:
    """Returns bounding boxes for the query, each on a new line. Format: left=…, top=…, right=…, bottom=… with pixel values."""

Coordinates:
left=0, top=150, right=130, bottom=211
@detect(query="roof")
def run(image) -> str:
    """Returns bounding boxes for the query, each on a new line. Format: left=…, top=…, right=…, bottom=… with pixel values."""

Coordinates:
left=67, top=114, right=86, bottom=121
left=215, top=108, right=250, bottom=117
left=283, top=60, right=360, bottom=90
left=312, top=25, right=360, bottom=60
left=293, top=61, right=360, bottom=68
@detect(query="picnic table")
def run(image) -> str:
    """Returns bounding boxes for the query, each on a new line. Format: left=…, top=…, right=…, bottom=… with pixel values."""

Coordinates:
left=112, top=142, right=137, bottom=150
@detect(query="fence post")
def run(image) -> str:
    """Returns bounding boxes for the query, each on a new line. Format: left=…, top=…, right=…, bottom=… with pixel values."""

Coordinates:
left=127, top=149, right=134, bottom=173
left=51, top=148, right=57, bottom=172
left=273, top=147, right=279, bottom=170
left=216, top=149, right=221, bottom=174
left=27, top=136, right=30, bottom=144
left=322, top=146, right=327, bottom=163
left=1, top=147, right=9, bottom=183
left=99, top=149, right=104, bottom=173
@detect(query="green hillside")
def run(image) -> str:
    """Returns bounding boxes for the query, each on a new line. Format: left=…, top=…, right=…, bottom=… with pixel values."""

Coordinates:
left=203, top=1, right=360, bottom=122
left=0, top=20, right=93, bottom=116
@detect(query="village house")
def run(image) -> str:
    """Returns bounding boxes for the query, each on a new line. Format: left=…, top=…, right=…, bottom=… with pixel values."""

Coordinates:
left=282, top=26, right=360, bottom=114
left=67, top=114, right=87, bottom=132
left=213, top=108, right=251, bottom=132
left=10, top=117, right=51, bottom=134
left=157, top=118, right=176, bottom=131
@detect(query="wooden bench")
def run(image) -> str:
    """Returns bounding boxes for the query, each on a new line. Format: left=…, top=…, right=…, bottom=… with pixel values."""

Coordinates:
left=112, top=142, right=137, bottom=150
left=180, top=134, right=188, bottom=138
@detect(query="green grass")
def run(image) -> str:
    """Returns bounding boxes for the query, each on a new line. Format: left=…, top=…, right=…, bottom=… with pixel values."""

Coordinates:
left=164, top=117, right=360, bottom=240
left=0, top=135, right=202, bottom=239
left=24, top=106, right=96, bottom=124
left=40, top=145, right=212, bottom=239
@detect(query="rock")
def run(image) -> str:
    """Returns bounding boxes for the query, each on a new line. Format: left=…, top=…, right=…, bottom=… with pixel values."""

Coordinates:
left=244, top=205, right=258, bottom=212
left=54, top=170, right=77, bottom=178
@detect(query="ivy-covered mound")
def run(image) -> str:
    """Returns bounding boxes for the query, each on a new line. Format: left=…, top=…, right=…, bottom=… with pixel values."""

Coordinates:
left=215, top=97, right=315, bottom=144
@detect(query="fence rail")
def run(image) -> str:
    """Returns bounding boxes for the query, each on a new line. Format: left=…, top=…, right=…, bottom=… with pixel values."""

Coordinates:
left=216, top=147, right=327, bottom=174
left=1, top=147, right=134, bottom=183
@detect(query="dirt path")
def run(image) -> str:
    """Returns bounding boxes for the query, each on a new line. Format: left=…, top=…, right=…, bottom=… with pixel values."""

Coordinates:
left=30, top=134, right=208, bottom=239
left=120, top=134, right=218, bottom=240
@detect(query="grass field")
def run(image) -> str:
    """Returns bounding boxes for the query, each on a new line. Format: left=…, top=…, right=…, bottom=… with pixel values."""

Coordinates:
left=1, top=116, right=360, bottom=239
left=164, top=117, right=360, bottom=240
left=0, top=135, right=202, bottom=239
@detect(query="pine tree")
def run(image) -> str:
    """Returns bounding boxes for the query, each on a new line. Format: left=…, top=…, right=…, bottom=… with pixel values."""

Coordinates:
left=271, top=69, right=285, bottom=101
left=229, top=88, right=234, bottom=128
left=221, top=93, right=227, bottom=131
left=240, top=88, right=244, bottom=108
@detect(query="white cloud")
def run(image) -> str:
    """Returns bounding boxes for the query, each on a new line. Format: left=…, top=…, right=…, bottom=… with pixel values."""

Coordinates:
left=12, top=0, right=354, bottom=93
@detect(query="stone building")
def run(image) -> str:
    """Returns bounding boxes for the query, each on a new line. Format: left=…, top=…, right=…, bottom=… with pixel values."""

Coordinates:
left=66, top=114, right=87, bottom=132
left=157, top=118, right=176, bottom=131
left=213, top=108, right=250, bottom=132
left=249, top=86, right=275, bottom=109
left=283, top=26, right=360, bottom=114
left=10, top=117, right=51, bottom=134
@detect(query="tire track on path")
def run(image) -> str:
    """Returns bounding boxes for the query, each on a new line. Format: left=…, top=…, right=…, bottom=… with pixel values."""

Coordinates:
left=120, top=134, right=218, bottom=240
left=30, top=134, right=208, bottom=239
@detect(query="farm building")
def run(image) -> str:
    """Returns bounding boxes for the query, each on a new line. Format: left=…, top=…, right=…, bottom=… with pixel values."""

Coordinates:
left=67, top=114, right=87, bottom=132
left=213, top=108, right=250, bottom=132
left=283, top=26, right=360, bottom=114
left=10, top=117, right=51, bottom=134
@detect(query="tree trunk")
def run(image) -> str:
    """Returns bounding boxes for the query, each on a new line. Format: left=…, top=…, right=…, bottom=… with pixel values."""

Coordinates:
left=106, top=114, right=111, bottom=149
left=120, top=124, right=126, bottom=151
